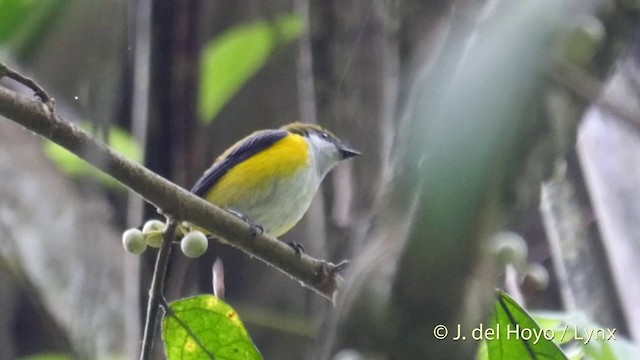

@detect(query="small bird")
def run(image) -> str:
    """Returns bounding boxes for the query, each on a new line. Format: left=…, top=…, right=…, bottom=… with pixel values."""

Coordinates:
left=190, top=122, right=360, bottom=238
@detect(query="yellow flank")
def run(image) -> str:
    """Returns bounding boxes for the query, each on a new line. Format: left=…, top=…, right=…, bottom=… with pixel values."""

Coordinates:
left=203, top=133, right=309, bottom=206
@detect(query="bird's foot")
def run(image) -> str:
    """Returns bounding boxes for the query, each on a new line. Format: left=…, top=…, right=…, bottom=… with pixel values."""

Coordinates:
left=227, top=209, right=264, bottom=237
left=287, top=241, right=305, bottom=256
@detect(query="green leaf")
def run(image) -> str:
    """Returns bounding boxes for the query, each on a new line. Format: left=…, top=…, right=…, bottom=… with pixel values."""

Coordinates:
left=199, top=14, right=303, bottom=124
left=162, top=295, right=262, bottom=360
left=43, top=123, right=142, bottom=189
left=486, top=290, right=568, bottom=360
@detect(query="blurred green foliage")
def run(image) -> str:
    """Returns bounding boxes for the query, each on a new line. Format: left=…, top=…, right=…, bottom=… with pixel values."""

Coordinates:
left=0, top=0, right=66, bottom=58
left=477, top=291, right=640, bottom=360
left=534, top=311, right=640, bottom=360
left=162, top=295, right=262, bottom=360
left=43, top=123, right=142, bottom=189
left=17, top=354, right=71, bottom=360
left=199, top=14, right=303, bottom=124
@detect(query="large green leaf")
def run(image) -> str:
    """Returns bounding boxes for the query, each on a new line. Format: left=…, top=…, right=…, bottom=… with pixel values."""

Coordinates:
left=162, top=295, right=262, bottom=360
left=199, top=14, right=302, bottom=124
left=485, top=291, right=568, bottom=360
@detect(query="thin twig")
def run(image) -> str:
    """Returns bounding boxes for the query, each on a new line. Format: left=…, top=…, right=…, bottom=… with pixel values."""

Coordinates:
left=140, top=218, right=178, bottom=360
left=0, top=62, right=55, bottom=111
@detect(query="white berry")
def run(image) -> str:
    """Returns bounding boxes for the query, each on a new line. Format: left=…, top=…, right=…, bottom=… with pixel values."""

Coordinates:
left=143, top=220, right=166, bottom=248
left=143, top=219, right=166, bottom=233
left=181, top=231, right=208, bottom=258
left=122, top=228, right=147, bottom=255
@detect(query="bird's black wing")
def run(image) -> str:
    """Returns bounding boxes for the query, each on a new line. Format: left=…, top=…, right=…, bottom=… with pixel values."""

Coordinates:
left=190, top=129, right=289, bottom=196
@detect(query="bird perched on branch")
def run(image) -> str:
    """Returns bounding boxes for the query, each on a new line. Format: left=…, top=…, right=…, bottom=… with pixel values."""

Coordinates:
left=190, top=122, right=360, bottom=240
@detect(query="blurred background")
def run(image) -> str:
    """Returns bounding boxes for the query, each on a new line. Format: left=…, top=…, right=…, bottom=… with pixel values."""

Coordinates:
left=1, top=0, right=640, bottom=359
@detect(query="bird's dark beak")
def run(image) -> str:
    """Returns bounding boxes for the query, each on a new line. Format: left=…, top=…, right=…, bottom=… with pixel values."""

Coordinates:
left=339, top=145, right=361, bottom=160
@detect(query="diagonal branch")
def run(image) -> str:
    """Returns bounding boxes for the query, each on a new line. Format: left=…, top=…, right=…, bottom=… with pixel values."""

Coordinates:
left=0, top=77, right=344, bottom=301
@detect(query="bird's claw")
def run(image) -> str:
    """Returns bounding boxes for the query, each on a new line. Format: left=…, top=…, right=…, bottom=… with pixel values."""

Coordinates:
left=227, top=209, right=263, bottom=238
left=287, top=241, right=305, bottom=256
left=249, top=223, right=264, bottom=237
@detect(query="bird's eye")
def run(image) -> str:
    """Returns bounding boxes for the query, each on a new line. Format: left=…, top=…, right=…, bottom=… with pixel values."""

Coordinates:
left=320, top=132, right=329, bottom=139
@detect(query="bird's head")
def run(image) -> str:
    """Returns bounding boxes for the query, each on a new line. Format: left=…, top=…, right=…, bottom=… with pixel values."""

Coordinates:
left=282, top=122, right=360, bottom=177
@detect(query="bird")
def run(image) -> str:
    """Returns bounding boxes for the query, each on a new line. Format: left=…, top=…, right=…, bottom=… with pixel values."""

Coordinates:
left=189, top=122, right=360, bottom=240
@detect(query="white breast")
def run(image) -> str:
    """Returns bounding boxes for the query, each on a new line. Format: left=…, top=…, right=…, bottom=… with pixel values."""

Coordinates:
left=226, top=133, right=342, bottom=237
left=235, top=165, right=320, bottom=237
